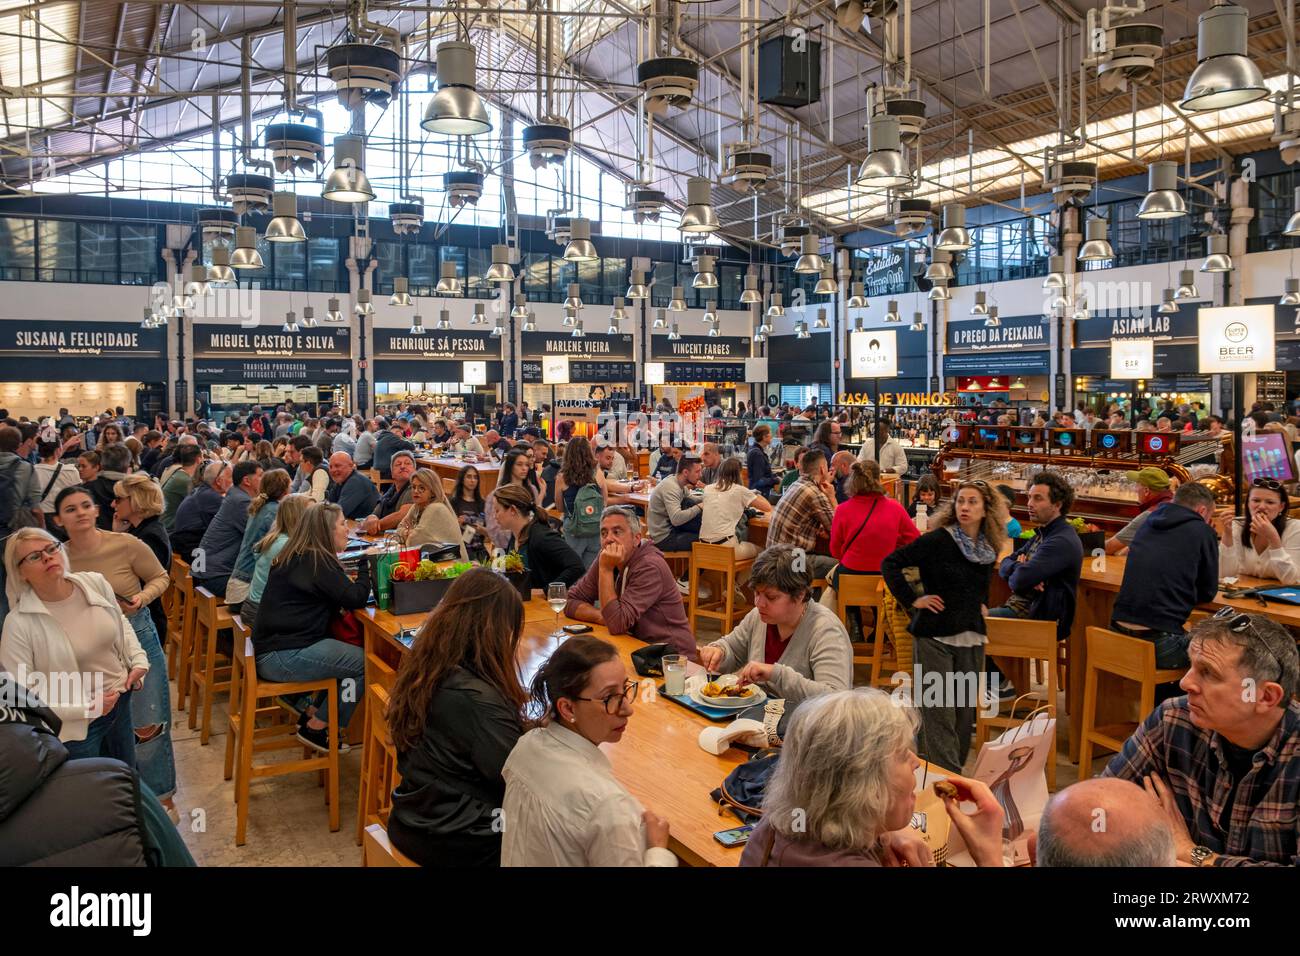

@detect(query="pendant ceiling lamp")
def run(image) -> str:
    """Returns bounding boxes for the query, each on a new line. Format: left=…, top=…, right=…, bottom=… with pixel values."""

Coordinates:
left=757, top=312, right=772, bottom=336
left=355, top=288, right=375, bottom=315
left=857, top=114, right=909, bottom=188
left=436, top=261, right=462, bottom=295
left=970, top=291, right=989, bottom=316
left=909, top=312, right=925, bottom=332
left=562, top=305, right=577, bottom=327
left=611, top=297, right=628, bottom=322
left=707, top=319, right=721, bottom=337
left=422, top=42, right=492, bottom=135
left=1078, top=217, right=1114, bottom=262
left=668, top=323, right=681, bottom=340
left=283, top=310, right=299, bottom=333
left=795, top=320, right=810, bottom=339
left=185, top=264, right=210, bottom=297
left=1279, top=278, right=1300, bottom=306
left=701, top=304, right=717, bottom=324
left=436, top=309, right=451, bottom=330
left=1042, top=255, right=1066, bottom=289
left=813, top=308, right=830, bottom=329
left=652, top=308, right=668, bottom=329
left=484, top=244, right=514, bottom=282
left=1200, top=233, right=1232, bottom=273
left=389, top=277, right=413, bottom=306
left=1285, top=188, right=1300, bottom=237
left=410, top=313, right=426, bottom=334
left=1180, top=2, right=1267, bottom=112
left=984, top=305, right=1000, bottom=327
left=570, top=318, right=585, bottom=338
left=766, top=292, right=785, bottom=318
left=627, top=270, right=649, bottom=300
left=934, top=203, right=971, bottom=252
left=1137, top=161, right=1187, bottom=220
left=924, top=249, right=953, bottom=282
left=669, top=286, right=688, bottom=311
left=230, top=226, right=264, bottom=270
left=265, top=192, right=307, bottom=242
left=508, top=294, right=527, bottom=319
left=563, top=218, right=598, bottom=262
left=522, top=310, right=537, bottom=332
left=1176, top=269, right=1200, bottom=299
left=883, top=300, right=901, bottom=323
left=141, top=307, right=157, bottom=330
left=301, top=306, right=317, bottom=328
left=1158, top=288, right=1179, bottom=313
left=563, top=283, right=583, bottom=310
left=739, top=272, right=762, bottom=304
left=207, top=246, right=235, bottom=284
left=322, top=135, right=376, bottom=203
left=852, top=314, right=864, bottom=332
left=846, top=282, right=868, bottom=308
left=491, top=313, right=505, bottom=337
left=927, top=282, right=950, bottom=301
left=324, top=297, right=344, bottom=323
left=471, top=303, right=488, bottom=326
left=692, top=254, right=718, bottom=289
left=793, top=234, right=825, bottom=274
left=814, top=263, right=837, bottom=296
left=679, top=177, right=720, bottom=234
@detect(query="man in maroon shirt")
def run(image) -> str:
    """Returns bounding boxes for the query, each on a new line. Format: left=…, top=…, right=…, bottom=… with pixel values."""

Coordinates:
left=564, top=505, right=698, bottom=661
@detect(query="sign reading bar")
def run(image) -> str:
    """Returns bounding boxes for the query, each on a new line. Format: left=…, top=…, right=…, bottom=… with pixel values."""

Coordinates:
left=521, top=331, right=634, bottom=360
left=947, top=315, right=1048, bottom=351
left=373, top=328, right=498, bottom=359
left=193, top=324, right=350, bottom=357
left=1197, top=305, right=1276, bottom=374
left=650, top=335, right=749, bottom=360
left=1110, top=338, right=1155, bottom=379
left=850, top=329, right=899, bottom=379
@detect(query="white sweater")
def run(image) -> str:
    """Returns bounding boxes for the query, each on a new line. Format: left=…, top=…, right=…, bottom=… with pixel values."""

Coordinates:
left=1219, top=519, right=1300, bottom=585
left=0, top=571, right=148, bottom=742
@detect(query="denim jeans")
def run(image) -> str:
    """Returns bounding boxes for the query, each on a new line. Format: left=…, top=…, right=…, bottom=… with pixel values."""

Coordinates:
left=563, top=531, right=602, bottom=570
left=256, top=639, right=364, bottom=729
left=1110, top=620, right=1191, bottom=670
left=65, top=689, right=136, bottom=767
left=653, top=528, right=701, bottom=554
left=126, top=608, right=177, bottom=800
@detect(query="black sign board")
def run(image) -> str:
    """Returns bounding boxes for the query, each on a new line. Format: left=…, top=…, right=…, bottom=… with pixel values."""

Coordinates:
left=664, top=362, right=746, bottom=383
left=650, top=335, right=749, bottom=360
left=194, top=359, right=353, bottom=383
left=522, top=359, right=636, bottom=384
left=520, top=331, right=634, bottom=360
left=192, top=324, right=350, bottom=357
left=0, top=319, right=167, bottom=382
left=372, top=329, right=499, bottom=360
left=947, top=314, right=1049, bottom=352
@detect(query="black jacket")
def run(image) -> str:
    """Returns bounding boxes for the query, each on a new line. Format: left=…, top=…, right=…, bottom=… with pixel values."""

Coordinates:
left=517, top=523, right=585, bottom=591
left=388, top=667, right=522, bottom=867
left=170, top=483, right=223, bottom=560
left=129, top=515, right=172, bottom=641
left=881, top=527, right=995, bottom=638
left=373, top=431, right=416, bottom=478
left=84, top=476, right=118, bottom=530
left=998, top=515, right=1083, bottom=640
left=252, top=551, right=372, bottom=655
left=1113, top=502, right=1219, bottom=634
left=746, top=444, right=777, bottom=493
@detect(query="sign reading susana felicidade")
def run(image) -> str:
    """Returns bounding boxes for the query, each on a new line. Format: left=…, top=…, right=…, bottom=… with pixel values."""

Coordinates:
left=1110, top=338, right=1155, bottom=379
left=1197, top=305, right=1276, bottom=374
left=849, top=329, right=899, bottom=379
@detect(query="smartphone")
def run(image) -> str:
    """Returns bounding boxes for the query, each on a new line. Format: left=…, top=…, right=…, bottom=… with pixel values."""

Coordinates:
left=713, top=825, right=753, bottom=847
left=562, top=623, right=593, bottom=634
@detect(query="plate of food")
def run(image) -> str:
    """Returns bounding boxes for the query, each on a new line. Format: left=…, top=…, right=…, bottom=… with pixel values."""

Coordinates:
left=694, top=676, right=766, bottom=709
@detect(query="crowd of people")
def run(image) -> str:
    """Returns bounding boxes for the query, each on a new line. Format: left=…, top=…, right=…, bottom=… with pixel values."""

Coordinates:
left=0, top=395, right=1297, bottom=871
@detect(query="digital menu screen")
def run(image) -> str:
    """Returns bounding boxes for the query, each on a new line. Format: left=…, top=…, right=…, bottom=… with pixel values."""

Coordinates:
left=1137, top=431, right=1180, bottom=456
left=1092, top=430, right=1131, bottom=453
left=1242, top=434, right=1296, bottom=483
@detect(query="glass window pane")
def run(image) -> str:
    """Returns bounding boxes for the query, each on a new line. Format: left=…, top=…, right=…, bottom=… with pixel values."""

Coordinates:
left=38, top=220, right=77, bottom=282
left=649, top=260, right=677, bottom=308
left=119, top=225, right=156, bottom=285
left=0, top=218, right=36, bottom=280
left=465, top=246, right=491, bottom=298
left=408, top=243, right=436, bottom=294
left=273, top=240, right=306, bottom=289
left=307, top=237, right=339, bottom=292
left=79, top=221, right=116, bottom=282
left=374, top=241, right=403, bottom=295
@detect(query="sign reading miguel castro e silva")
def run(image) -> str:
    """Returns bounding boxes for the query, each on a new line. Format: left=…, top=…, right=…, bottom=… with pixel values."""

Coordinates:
left=947, top=314, right=1048, bottom=351
left=192, top=323, right=350, bottom=357
left=1197, top=305, right=1276, bottom=374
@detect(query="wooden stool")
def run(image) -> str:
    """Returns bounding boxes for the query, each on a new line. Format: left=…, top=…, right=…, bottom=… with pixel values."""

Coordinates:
left=1077, top=626, right=1185, bottom=781
left=363, top=823, right=419, bottom=867
left=688, top=542, right=754, bottom=634
left=187, top=586, right=234, bottom=745
left=834, top=574, right=892, bottom=687
left=657, top=550, right=692, bottom=602
left=174, top=562, right=197, bottom=711
left=976, top=616, right=1061, bottom=790
left=356, top=682, right=401, bottom=846
left=224, top=627, right=340, bottom=847
left=164, top=556, right=190, bottom=682
left=355, top=651, right=399, bottom=845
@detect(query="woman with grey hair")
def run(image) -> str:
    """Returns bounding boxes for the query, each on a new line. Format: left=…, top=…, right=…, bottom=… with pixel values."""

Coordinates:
left=697, top=543, right=852, bottom=708
left=741, top=688, right=1006, bottom=867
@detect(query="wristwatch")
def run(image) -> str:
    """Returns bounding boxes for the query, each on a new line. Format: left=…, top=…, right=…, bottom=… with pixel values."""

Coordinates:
left=1190, top=845, right=1214, bottom=867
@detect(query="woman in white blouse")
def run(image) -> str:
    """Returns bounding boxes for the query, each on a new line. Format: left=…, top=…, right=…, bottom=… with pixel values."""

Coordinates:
left=1219, top=479, right=1300, bottom=584
left=699, top=458, right=772, bottom=559
left=502, top=636, right=674, bottom=867
left=395, top=468, right=468, bottom=559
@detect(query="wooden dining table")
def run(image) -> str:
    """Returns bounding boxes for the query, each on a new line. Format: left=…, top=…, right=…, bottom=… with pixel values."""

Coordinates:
left=417, top=455, right=503, bottom=496
left=609, top=487, right=770, bottom=547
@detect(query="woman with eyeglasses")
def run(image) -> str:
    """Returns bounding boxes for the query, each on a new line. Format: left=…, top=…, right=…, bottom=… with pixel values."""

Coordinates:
left=54, top=484, right=176, bottom=813
left=1, top=528, right=149, bottom=767
left=502, top=636, right=675, bottom=866
left=386, top=569, right=528, bottom=867
left=1219, top=478, right=1300, bottom=585
left=881, top=479, right=1009, bottom=774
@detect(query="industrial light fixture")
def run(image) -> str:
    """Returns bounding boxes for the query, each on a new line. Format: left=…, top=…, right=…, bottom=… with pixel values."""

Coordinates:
left=422, top=41, right=492, bottom=135
left=570, top=319, right=585, bottom=338
left=389, top=277, right=413, bottom=306
left=1010, top=376, right=1027, bottom=390
left=354, top=288, right=375, bottom=316
left=283, top=311, right=299, bottom=333
left=325, top=297, right=344, bottom=323
left=491, top=315, right=505, bottom=337
left=909, top=312, right=925, bottom=332
left=410, top=313, right=425, bottom=334
left=934, top=203, right=971, bottom=252
left=1285, top=188, right=1300, bottom=237
left=1137, top=161, right=1187, bottom=220
left=522, top=310, right=537, bottom=332
left=692, top=254, right=718, bottom=289
left=172, top=282, right=193, bottom=312
left=322, top=135, right=376, bottom=203
left=1078, top=217, right=1114, bottom=261
left=207, top=246, right=235, bottom=284
left=1176, top=269, right=1200, bottom=299
left=883, top=300, right=901, bottom=323
left=739, top=272, right=762, bottom=304
left=265, top=192, right=307, bottom=242
left=436, top=261, right=462, bottom=295
left=970, top=291, right=989, bottom=316
left=1180, top=2, right=1267, bottom=112
left=563, top=218, right=598, bottom=261
left=626, top=270, right=649, bottom=300
left=753, top=329, right=766, bottom=343
left=984, top=305, right=1000, bottom=327
left=563, top=283, right=583, bottom=310
left=436, top=309, right=451, bottom=330
left=813, top=308, right=830, bottom=329
left=1042, top=255, right=1066, bottom=289
left=668, top=322, right=681, bottom=340
left=679, top=177, right=720, bottom=234
left=301, top=306, right=317, bottom=328
left=230, top=226, right=264, bottom=270
left=1158, top=289, right=1179, bottom=313
left=846, top=282, right=868, bottom=308
left=852, top=314, right=864, bottom=332
left=669, top=286, right=688, bottom=311
left=757, top=314, right=772, bottom=335
left=701, top=304, right=717, bottom=324
left=484, top=244, right=514, bottom=282
left=793, top=235, right=825, bottom=274
left=470, top=303, right=488, bottom=326
left=562, top=305, right=577, bottom=327
left=652, top=308, right=668, bottom=329
left=1200, top=233, right=1232, bottom=273
left=795, top=320, right=810, bottom=339
left=857, top=114, right=910, bottom=188
left=1279, top=278, right=1300, bottom=306
left=1073, top=300, right=1090, bottom=322
left=185, top=264, right=210, bottom=297
left=141, top=307, right=157, bottom=330
left=815, top=263, right=837, bottom=295
left=707, top=319, right=721, bottom=337
left=510, top=294, right=528, bottom=319
left=611, top=297, right=628, bottom=322
left=927, top=282, right=950, bottom=301
left=766, top=292, right=785, bottom=318
left=924, top=249, right=954, bottom=282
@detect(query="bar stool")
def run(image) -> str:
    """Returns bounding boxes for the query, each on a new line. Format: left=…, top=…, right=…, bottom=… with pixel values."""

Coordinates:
left=187, top=586, right=234, bottom=745
left=174, top=561, right=198, bottom=711
left=688, top=542, right=754, bottom=634
left=362, top=823, right=419, bottom=868
left=224, top=623, right=340, bottom=847
left=356, top=682, right=401, bottom=846
left=834, top=574, right=892, bottom=687
left=656, top=550, right=692, bottom=602
left=976, top=616, right=1061, bottom=790
left=164, top=556, right=190, bottom=682
left=355, top=651, right=399, bottom=845
left=1077, top=626, right=1185, bottom=780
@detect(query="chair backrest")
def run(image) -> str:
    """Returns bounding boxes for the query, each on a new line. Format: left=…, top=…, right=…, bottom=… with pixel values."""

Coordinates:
left=837, top=574, right=884, bottom=614
left=691, top=540, right=743, bottom=570
left=368, top=682, right=394, bottom=747
left=983, top=616, right=1058, bottom=661
left=362, top=823, right=419, bottom=868
left=1086, top=626, right=1157, bottom=684
left=365, top=651, right=399, bottom=692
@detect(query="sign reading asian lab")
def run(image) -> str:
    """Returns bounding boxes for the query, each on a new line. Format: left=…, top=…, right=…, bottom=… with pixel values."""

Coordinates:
left=1110, top=338, right=1155, bottom=379
left=1197, top=305, right=1276, bottom=374
left=849, top=329, right=899, bottom=379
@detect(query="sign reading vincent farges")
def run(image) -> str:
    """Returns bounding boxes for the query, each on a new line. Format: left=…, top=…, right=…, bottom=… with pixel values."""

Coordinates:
left=650, top=335, right=749, bottom=360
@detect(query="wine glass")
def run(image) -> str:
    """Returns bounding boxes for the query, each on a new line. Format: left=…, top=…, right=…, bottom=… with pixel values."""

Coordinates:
left=547, top=582, right=568, bottom=639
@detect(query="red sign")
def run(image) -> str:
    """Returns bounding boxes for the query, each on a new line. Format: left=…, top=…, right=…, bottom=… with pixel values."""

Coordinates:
left=956, top=375, right=1010, bottom=393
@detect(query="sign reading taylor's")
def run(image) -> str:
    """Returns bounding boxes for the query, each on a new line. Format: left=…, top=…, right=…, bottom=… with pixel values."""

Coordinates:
left=193, top=324, right=350, bottom=357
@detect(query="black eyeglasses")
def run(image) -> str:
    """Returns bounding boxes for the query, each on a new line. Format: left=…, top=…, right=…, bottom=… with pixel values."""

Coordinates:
left=572, top=679, right=639, bottom=715
left=18, top=542, right=63, bottom=566
left=1252, top=478, right=1284, bottom=492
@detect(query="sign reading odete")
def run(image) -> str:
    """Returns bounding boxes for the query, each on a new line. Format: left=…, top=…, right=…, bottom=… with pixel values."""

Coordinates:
left=849, top=329, right=899, bottom=379
left=1197, top=305, right=1276, bottom=374
left=1110, top=338, right=1155, bottom=379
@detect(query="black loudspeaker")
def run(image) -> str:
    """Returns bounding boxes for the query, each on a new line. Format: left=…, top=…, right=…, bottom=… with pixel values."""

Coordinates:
left=757, top=36, right=821, bottom=108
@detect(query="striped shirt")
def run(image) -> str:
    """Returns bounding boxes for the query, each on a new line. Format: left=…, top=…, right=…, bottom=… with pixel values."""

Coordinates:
left=1104, top=697, right=1300, bottom=866
left=768, top=476, right=834, bottom=554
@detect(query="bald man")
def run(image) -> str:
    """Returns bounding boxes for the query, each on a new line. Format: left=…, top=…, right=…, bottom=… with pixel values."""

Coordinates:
left=830, top=450, right=856, bottom=504
left=325, top=450, right=378, bottom=519
left=1034, top=777, right=1176, bottom=867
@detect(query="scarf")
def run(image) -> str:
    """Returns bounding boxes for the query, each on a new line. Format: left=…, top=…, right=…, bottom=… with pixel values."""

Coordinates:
left=944, top=524, right=996, bottom=565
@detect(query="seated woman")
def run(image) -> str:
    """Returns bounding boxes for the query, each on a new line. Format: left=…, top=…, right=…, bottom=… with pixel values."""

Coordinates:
left=697, top=543, right=852, bottom=710
left=502, top=636, right=674, bottom=866
left=224, top=468, right=291, bottom=607
left=1218, top=478, right=1300, bottom=584
left=485, top=448, right=544, bottom=553
left=252, top=502, right=372, bottom=752
left=449, top=464, right=488, bottom=556
left=699, top=458, right=772, bottom=559
left=740, top=688, right=1005, bottom=867
left=906, top=473, right=940, bottom=520
left=239, top=493, right=313, bottom=634
left=395, top=468, right=468, bottom=559
left=386, top=569, right=528, bottom=867
left=1, top=528, right=148, bottom=767
left=491, top=483, right=584, bottom=589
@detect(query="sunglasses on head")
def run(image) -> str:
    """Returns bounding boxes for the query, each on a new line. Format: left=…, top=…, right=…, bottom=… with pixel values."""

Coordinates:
left=1209, top=607, right=1288, bottom=682
left=1252, top=478, right=1284, bottom=492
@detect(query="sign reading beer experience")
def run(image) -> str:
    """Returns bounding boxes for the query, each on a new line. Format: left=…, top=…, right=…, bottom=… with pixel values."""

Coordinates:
left=372, top=328, right=499, bottom=360
left=192, top=323, right=350, bottom=358
left=650, top=335, right=749, bottom=359
left=521, top=331, right=633, bottom=360
left=1197, top=305, right=1276, bottom=374
left=947, top=315, right=1048, bottom=351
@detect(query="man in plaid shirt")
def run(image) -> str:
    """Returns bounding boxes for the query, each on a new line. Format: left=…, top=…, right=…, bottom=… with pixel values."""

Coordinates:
left=1104, top=610, right=1300, bottom=866
left=767, top=449, right=838, bottom=580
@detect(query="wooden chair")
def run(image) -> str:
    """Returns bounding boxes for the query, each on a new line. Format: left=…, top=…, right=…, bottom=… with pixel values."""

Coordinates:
left=224, top=626, right=340, bottom=847
left=976, top=616, right=1061, bottom=790
left=1077, top=626, right=1185, bottom=781
left=164, top=556, right=190, bottom=682
left=362, top=823, right=419, bottom=868
left=173, top=561, right=197, bottom=711
left=834, top=574, right=893, bottom=687
left=688, top=542, right=754, bottom=634
left=187, top=586, right=234, bottom=745
left=656, top=550, right=692, bottom=602
left=356, top=682, right=401, bottom=846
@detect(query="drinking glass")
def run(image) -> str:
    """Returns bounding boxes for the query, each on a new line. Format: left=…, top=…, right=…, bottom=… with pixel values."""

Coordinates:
left=547, top=582, right=568, bottom=638
left=662, top=654, right=686, bottom=697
